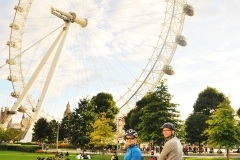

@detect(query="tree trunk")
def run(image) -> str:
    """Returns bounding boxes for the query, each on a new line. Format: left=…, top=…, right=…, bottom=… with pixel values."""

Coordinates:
left=198, top=142, right=201, bottom=154
left=226, top=147, right=229, bottom=160
left=102, top=147, right=105, bottom=160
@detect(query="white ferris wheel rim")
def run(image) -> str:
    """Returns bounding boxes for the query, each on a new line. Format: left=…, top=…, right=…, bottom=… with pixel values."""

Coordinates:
left=7, top=0, right=188, bottom=138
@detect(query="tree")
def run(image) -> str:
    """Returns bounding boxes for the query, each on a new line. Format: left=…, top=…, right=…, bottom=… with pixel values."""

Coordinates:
left=0, top=128, right=15, bottom=143
left=204, top=100, right=240, bottom=160
left=123, top=92, right=147, bottom=131
left=193, top=87, right=227, bottom=116
left=90, top=92, right=119, bottom=132
left=13, top=130, right=23, bottom=143
left=124, top=108, right=143, bottom=131
left=237, top=107, right=240, bottom=117
left=90, top=112, right=115, bottom=160
left=69, top=98, right=96, bottom=152
left=90, top=92, right=119, bottom=120
left=185, top=87, right=229, bottom=149
left=185, top=112, right=208, bottom=147
left=0, top=127, right=4, bottom=143
left=32, top=118, right=50, bottom=143
left=124, top=79, right=181, bottom=147
left=59, top=116, right=70, bottom=142
left=47, top=119, right=58, bottom=143
left=137, top=80, right=181, bottom=145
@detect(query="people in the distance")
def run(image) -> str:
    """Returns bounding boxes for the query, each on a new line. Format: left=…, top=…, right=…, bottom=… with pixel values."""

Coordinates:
left=183, top=146, right=188, bottom=155
left=111, top=153, right=119, bottom=160
left=86, top=153, right=91, bottom=159
left=124, top=129, right=142, bottom=160
left=65, top=152, right=69, bottom=157
left=159, top=122, right=183, bottom=160
left=76, top=153, right=83, bottom=159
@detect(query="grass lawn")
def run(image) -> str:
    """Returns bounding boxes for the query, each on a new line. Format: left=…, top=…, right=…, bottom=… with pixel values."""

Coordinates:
left=0, top=150, right=124, bottom=160
left=1, top=151, right=240, bottom=160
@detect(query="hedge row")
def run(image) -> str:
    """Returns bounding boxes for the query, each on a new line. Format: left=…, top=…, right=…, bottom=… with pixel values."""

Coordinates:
left=0, top=144, right=41, bottom=152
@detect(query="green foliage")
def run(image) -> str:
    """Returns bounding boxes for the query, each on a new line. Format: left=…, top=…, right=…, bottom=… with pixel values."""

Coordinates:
left=90, top=92, right=119, bottom=120
left=193, top=87, right=227, bottom=116
left=47, top=119, right=58, bottom=143
left=185, top=112, right=208, bottom=144
left=90, top=92, right=120, bottom=133
left=0, top=144, right=41, bottom=152
left=125, top=79, right=182, bottom=145
left=59, top=116, right=70, bottom=141
left=0, top=127, right=23, bottom=143
left=237, top=107, right=240, bottom=117
left=124, top=108, right=143, bottom=130
left=204, top=100, right=240, bottom=149
left=32, top=118, right=51, bottom=143
left=185, top=87, right=229, bottom=146
left=68, top=98, right=96, bottom=149
left=90, top=112, right=115, bottom=150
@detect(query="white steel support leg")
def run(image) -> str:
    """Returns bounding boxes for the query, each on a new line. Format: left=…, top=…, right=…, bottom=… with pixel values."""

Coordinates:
left=34, top=22, right=71, bottom=121
left=1, top=23, right=68, bottom=129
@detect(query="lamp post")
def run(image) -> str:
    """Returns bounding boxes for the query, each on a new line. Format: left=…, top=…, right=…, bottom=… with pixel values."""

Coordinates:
left=116, top=117, right=121, bottom=155
left=116, top=120, right=119, bottom=155
left=56, top=123, right=60, bottom=152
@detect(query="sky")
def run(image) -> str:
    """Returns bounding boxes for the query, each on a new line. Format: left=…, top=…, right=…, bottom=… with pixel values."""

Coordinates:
left=0, top=0, right=240, bottom=130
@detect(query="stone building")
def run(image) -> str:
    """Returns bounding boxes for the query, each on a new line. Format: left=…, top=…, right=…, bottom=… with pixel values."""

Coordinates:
left=63, top=102, right=72, bottom=119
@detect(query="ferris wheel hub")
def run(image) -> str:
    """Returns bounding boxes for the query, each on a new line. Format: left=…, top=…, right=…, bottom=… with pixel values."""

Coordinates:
left=51, top=7, right=88, bottom=27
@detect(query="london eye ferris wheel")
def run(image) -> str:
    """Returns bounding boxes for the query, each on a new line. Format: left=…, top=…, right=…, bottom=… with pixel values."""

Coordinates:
left=1, top=0, right=194, bottom=139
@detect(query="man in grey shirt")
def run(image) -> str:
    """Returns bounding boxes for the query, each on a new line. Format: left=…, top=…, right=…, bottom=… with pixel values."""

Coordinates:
left=159, top=122, right=183, bottom=160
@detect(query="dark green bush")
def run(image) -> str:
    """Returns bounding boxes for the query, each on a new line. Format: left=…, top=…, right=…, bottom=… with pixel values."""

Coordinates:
left=0, top=144, right=41, bottom=152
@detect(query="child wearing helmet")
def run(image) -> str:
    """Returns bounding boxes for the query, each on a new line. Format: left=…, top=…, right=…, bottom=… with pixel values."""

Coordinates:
left=159, top=122, right=183, bottom=160
left=124, top=129, right=142, bottom=160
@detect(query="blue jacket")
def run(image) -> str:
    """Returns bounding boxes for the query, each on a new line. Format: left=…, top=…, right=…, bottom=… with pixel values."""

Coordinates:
left=124, top=144, right=142, bottom=160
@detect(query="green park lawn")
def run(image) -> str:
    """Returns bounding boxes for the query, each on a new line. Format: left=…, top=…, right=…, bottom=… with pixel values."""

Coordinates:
left=0, top=150, right=124, bottom=160
left=1, top=151, right=240, bottom=160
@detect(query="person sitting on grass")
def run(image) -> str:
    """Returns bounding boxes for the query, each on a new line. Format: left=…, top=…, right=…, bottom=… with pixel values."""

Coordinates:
left=86, top=153, right=91, bottom=159
left=59, top=152, right=64, bottom=157
left=55, top=152, right=59, bottom=157
left=65, top=152, right=69, bottom=157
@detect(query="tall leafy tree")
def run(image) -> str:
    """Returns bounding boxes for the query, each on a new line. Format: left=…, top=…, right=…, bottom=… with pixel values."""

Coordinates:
left=90, top=112, right=115, bottom=160
left=32, top=118, right=50, bottom=143
left=123, top=93, right=147, bottom=130
left=48, top=119, right=58, bottom=143
left=69, top=98, right=96, bottom=151
left=59, top=116, right=70, bottom=141
left=185, top=112, right=208, bottom=147
left=90, top=92, right=119, bottom=131
left=124, top=108, right=143, bottom=131
left=90, top=92, right=119, bottom=120
left=193, top=87, right=227, bottom=116
left=237, top=107, right=240, bottom=117
left=185, top=87, right=229, bottom=148
left=137, top=80, right=181, bottom=145
left=204, top=100, right=240, bottom=160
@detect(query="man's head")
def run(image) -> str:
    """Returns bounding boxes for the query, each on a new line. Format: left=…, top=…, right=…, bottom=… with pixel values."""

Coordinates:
left=161, top=122, right=175, bottom=138
left=124, top=129, right=138, bottom=146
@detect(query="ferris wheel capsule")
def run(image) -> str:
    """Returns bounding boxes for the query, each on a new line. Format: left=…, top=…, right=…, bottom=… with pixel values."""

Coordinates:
left=176, top=35, right=187, bottom=46
left=183, top=4, right=195, bottom=17
left=163, top=65, right=175, bottom=75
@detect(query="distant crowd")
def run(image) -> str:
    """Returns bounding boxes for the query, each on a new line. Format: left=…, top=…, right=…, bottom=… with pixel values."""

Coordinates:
left=75, top=153, right=91, bottom=159
left=36, top=157, right=70, bottom=160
